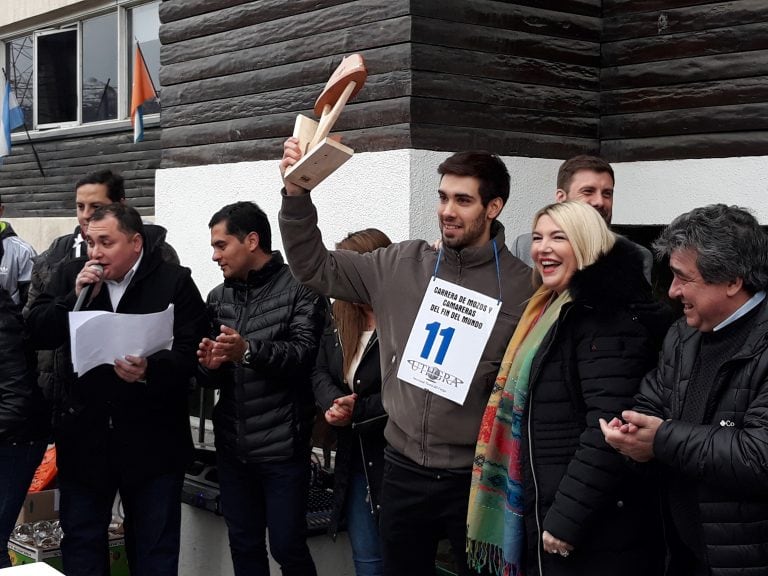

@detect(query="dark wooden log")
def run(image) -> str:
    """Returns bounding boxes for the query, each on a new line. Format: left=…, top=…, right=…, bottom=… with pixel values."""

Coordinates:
left=161, top=98, right=411, bottom=149
left=412, top=71, right=600, bottom=115
left=411, top=44, right=599, bottom=91
left=603, top=0, right=725, bottom=18
left=161, top=0, right=353, bottom=42
left=601, top=131, right=768, bottom=162
left=160, top=0, right=259, bottom=24
left=411, top=16, right=600, bottom=68
left=492, top=0, right=601, bottom=17
left=161, top=124, right=412, bottom=167
left=601, top=49, right=768, bottom=89
left=161, top=71, right=411, bottom=128
left=602, top=21, right=768, bottom=67
left=411, top=0, right=600, bottom=41
left=601, top=75, right=768, bottom=114
left=160, top=16, right=411, bottom=86
left=161, top=44, right=410, bottom=107
left=161, top=1, right=407, bottom=64
left=410, top=124, right=598, bottom=159
left=411, top=98, right=597, bottom=139
left=601, top=102, right=768, bottom=138
left=603, top=0, right=768, bottom=42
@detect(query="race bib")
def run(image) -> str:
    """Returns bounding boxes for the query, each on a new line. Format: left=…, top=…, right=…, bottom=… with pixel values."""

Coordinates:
left=397, top=277, right=500, bottom=405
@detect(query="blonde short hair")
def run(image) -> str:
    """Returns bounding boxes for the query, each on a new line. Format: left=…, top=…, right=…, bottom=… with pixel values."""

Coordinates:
left=532, top=201, right=615, bottom=270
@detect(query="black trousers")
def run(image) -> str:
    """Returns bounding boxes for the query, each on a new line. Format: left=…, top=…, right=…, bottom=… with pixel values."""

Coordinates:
left=59, top=470, right=184, bottom=576
left=216, top=447, right=317, bottom=576
left=378, top=451, right=473, bottom=576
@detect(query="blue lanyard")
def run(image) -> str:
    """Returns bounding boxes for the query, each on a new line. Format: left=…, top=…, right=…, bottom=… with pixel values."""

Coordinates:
left=432, top=239, right=502, bottom=304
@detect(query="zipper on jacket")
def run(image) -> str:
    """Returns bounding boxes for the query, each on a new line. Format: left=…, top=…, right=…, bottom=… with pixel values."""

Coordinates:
left=347, top=329, right=381, bottom=515
left=420, top=391, right=432, bottom=467
left=234, top=286, right=251, bottom=451
left=352, top=413, right=387, bottom=428
left=357, top=434, right=376, bottom=516
left=526, top=304, right=569, bottom=575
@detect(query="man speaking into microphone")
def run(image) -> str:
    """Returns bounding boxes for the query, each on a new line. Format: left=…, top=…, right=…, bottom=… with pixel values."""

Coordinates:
left=27, top=204, right=206, bottom=576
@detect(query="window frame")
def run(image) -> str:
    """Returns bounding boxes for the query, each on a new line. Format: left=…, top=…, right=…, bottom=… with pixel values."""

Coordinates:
left=2, top=0, right=159, bottom=134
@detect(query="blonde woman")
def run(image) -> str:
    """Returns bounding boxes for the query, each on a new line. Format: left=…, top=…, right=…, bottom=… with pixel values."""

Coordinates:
left=467, top=202, right=670, bottom=576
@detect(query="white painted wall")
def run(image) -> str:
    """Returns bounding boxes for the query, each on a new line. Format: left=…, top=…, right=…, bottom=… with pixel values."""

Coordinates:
left=155, top=149, right=560, bottom=294
left=156, top=151, right=768, bottom=292
left=612, top=156, right=768, bottom=225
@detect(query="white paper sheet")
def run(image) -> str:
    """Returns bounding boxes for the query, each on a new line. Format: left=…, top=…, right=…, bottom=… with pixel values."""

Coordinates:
left=68, top=305, right=175, bottom=376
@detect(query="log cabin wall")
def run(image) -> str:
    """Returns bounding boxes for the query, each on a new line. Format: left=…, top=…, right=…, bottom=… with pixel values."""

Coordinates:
left=0, top=127, right=160, bottom=218
left=157, top=0, right=603, bottom=168
left=600, top=0, right=768, bottom=161
left=407, top=0, right=602, bottom=159
left=158, top=0, right=415, bottom=168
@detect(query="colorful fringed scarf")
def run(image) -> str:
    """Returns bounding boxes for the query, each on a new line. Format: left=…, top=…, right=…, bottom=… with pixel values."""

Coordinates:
left=466, top=286, right=570, bottom=576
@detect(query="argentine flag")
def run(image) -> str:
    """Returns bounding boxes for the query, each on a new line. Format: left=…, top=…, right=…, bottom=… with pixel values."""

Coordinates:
left=0, top=80, right=25, bottom=160
left=130, top=43, right=157, bottom=143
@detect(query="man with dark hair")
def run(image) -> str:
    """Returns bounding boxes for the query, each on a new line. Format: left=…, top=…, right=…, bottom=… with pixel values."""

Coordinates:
left=197, top=201, right=325, bottom=576
left=24, top=168, right=178, bottom=417
left=278, top=141, right=533, bottom=575
left=0, top=194, right=36, bottom=306
left=512, top=154, right=653, bottom=280
left=601, top=204, right=768, bottom=576
left=27, top=203, right=207, bottom=576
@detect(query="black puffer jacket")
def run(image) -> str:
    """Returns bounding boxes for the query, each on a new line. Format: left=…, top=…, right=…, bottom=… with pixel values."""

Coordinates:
left=521, top=240, right=672, bottom=576
left=636, top=299, right=768, bottom=576
left=0, top=287, right=49, bottom=444
left=200, top=253, right=326, bottom=462
left=312, top=323, right=386, bottom=538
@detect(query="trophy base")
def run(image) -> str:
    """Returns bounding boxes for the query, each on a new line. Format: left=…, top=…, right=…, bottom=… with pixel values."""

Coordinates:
left=284, top=115, right=354, bottom=190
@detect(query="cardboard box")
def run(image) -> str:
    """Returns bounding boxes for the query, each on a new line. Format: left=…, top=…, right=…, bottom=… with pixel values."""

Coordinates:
left=16, top=490, right=59, bottom=525
left=8, top=535, right=128, bottom=576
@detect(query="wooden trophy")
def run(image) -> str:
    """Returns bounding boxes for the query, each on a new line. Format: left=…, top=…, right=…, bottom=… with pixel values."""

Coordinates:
left=284, top=54, right=367, bottom=190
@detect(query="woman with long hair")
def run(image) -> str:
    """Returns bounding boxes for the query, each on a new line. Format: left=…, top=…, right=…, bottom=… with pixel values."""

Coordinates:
left=466, top=202, right=670, bottom=576
left=312, top=228, right=391, bottom=576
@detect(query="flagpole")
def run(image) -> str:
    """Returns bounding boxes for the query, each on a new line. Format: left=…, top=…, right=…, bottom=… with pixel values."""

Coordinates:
left=2, top=67, right=45, bottom=177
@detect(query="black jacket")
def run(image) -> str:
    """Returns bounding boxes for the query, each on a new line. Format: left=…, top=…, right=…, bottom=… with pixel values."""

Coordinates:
left=521, top=240, right=672, bottom=576
left=0, top=287, right=49, bottom=444
left=24, top=224, right=179, bottom=414
left=199, top=253, right=326, bottom=462
left=636, top=298, right=768, bottom=576
left=312, top=323, right=387, bottom=537
left=26, top=247, right=206, bottom=487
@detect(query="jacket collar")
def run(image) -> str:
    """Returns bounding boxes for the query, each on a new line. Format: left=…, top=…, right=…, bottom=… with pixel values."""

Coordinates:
left=677, top=297, right=768, bottom=357
left=568, top=236, right=651, bottom=308
left=440, top=221, right=507, bottom=269
left=224, top=251, right=285, bottom=289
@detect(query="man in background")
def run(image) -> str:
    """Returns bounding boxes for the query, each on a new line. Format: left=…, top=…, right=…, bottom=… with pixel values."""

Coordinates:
left=0, top=194, right=36, bottom=306
left=512, top=155, right=653, bottom=281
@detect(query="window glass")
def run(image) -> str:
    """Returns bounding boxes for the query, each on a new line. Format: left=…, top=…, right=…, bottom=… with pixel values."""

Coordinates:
left=82, top=12, right=118, bottom=123
left=128, top=1, right=160, bottom=115
left=36, top=29, right=78, bottom=125
left=5, top=35, right=33, bottom=130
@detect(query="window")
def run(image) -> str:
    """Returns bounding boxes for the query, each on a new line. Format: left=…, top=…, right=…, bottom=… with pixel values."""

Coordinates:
left=3, top=1, right=160, bottom=131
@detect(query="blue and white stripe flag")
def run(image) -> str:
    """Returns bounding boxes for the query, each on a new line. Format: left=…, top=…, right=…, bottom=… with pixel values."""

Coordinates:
left=0, top=80, right=24, bottom=160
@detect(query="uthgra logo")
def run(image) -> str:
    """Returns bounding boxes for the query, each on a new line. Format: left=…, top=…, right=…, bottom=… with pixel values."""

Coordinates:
left=406, top=359, right=464, bottom=388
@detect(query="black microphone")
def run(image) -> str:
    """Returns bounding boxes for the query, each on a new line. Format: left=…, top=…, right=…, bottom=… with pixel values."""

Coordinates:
left=73, top=264, right=104, bottom=311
